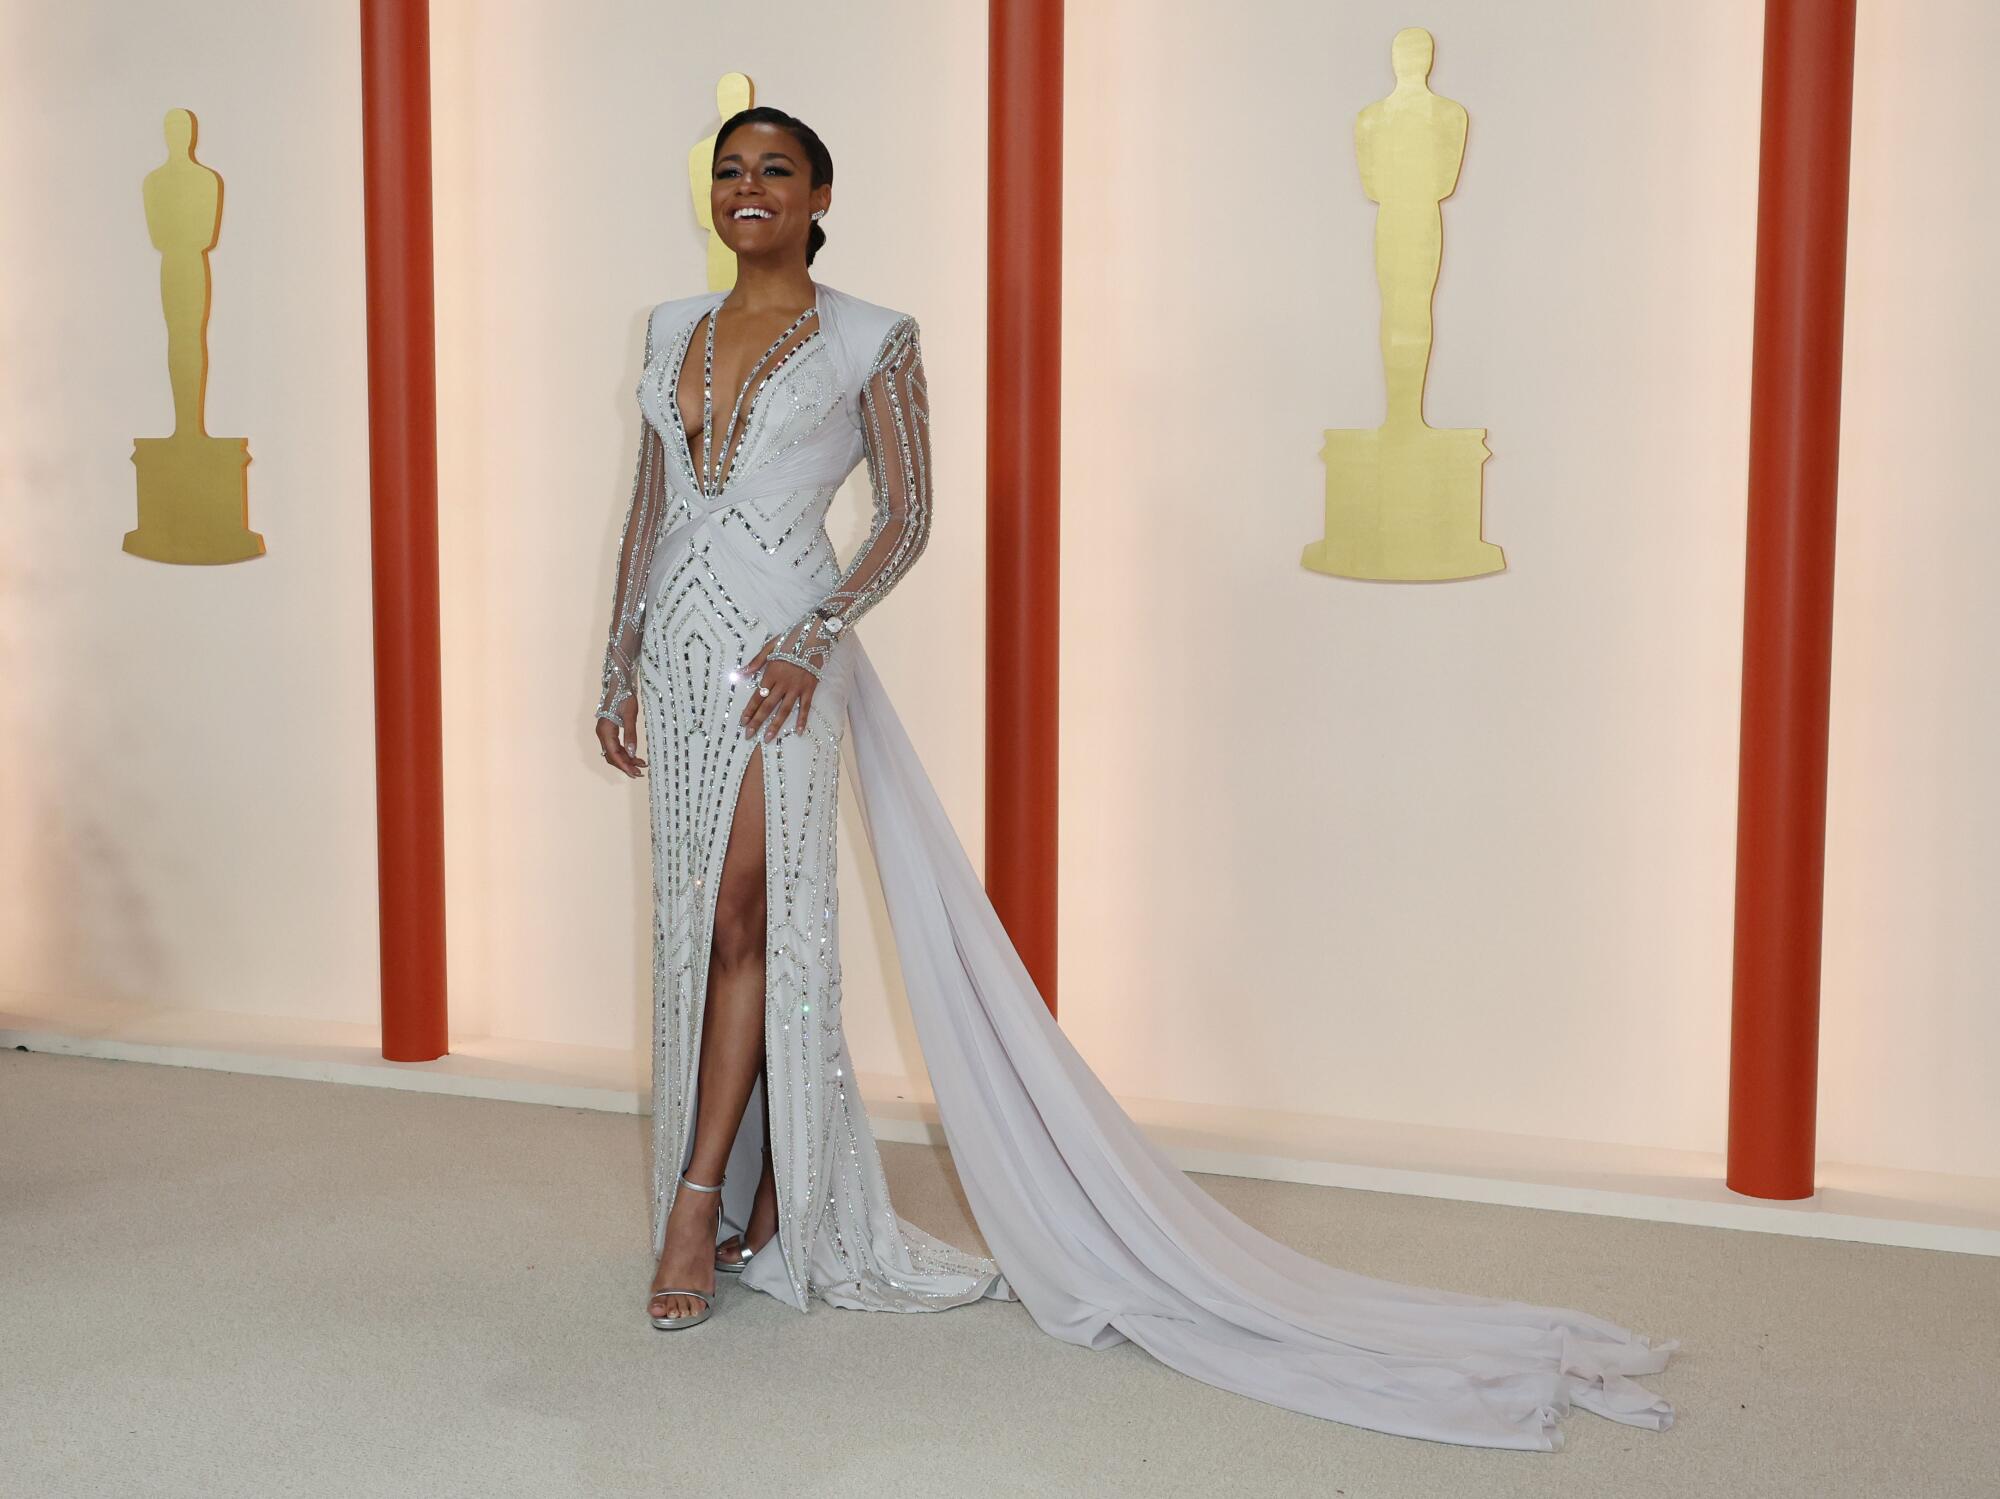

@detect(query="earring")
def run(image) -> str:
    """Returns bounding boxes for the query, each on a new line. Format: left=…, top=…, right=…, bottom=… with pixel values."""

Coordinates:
left=810, top=208, right=826, bottom=221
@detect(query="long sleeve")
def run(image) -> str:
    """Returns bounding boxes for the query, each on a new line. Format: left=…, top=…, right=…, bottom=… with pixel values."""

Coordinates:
left=596, top=318, right=671, bottom=724
left=766, top=314, right=932, bottom=678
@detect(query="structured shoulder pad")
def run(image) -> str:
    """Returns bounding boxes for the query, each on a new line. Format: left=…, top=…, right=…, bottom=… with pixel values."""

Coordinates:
left=816, top=283, right=916, bottom=409
left=646, top=292, right=720, bottom=352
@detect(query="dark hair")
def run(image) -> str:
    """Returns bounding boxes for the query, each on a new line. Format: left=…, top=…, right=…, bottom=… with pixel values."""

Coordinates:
left=712, top=106, right=835, bottom=267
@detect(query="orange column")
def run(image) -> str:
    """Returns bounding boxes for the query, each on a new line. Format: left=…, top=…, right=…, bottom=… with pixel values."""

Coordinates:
left=987, top=0, right=1063, bottom=1016
left=1727, top=0, right=1857, bottom=1199
left=359, top=0, right=448, bottom=1061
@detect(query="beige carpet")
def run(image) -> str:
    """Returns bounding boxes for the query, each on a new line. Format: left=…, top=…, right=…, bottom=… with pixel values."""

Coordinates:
left=3, top=1048, right=1995, bottom=1498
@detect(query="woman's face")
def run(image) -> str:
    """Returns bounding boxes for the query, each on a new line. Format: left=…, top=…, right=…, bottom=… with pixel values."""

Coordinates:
left=711, top=122, right=829, bottom=263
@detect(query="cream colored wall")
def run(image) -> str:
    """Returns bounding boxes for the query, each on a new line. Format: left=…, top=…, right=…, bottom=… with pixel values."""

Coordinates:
left=3, top=1, right=1994, bottom=1181
left=0, top=3, right=382, bottom=1023
left=1050, top=0, right=2000, bottom=1179
left=1820, top=0, right=2000, bottom=1178
left=1054, top=0, right=1766, bottom=1156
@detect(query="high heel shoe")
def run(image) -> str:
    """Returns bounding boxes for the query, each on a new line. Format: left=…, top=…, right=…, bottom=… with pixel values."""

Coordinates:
left=714, top=1228, right=773, bottom=1275
left=716, top=1155, right=777, bottom=1274
left=647, top=1171, right=723, bottom=1330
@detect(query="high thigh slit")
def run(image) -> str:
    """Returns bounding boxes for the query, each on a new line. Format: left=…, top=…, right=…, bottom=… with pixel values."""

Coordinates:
left=645, top=731, right=781, bottom=1315
left=690, top=741, right=769, bottom=1185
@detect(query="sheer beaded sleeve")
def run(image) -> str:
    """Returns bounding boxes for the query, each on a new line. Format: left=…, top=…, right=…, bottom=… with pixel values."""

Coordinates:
left=767, top=315, right=932, bottom=678
left=596, top=318, right=671, bottom=724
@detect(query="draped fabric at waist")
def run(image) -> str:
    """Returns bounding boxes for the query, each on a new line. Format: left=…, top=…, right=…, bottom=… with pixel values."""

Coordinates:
left=640, top=469, right=841, bottom=643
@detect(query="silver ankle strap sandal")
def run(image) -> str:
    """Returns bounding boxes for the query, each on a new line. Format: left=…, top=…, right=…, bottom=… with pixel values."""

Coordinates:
left=648, top=1172, right=724, bottom=1330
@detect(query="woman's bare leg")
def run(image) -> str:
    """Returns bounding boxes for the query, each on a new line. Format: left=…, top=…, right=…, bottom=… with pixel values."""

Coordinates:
left=650, top=744, right=769, bottom=1321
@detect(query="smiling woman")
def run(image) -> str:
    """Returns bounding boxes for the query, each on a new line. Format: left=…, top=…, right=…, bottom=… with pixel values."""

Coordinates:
left=591, top=105, right=1678, bottom=1451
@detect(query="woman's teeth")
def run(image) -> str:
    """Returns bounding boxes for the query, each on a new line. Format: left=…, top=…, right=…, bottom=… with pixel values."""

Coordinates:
left=733, top=207, right=773, bottom=220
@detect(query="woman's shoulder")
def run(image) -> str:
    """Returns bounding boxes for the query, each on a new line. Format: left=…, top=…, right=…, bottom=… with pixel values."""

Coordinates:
left=820, top=283, right=915, bottom=338
left=815, top=283, right=919, bottom=380
left=644, top=290, right=724, bottom=349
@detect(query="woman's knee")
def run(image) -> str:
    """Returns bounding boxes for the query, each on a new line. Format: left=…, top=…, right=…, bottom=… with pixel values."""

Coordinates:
left=710, top=877, right=767, bottom=972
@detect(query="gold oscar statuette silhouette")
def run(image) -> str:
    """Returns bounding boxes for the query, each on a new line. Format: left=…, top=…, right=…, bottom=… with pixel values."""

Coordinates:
left=690, top=72, right=756, bottom=292
left=1302, top=28, right=1503, bottom=582
left=127, top=108, right=263, bottom=564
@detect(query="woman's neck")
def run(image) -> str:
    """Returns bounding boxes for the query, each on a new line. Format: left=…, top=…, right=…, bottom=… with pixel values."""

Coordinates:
left=722, top=258, right=816, bottom=316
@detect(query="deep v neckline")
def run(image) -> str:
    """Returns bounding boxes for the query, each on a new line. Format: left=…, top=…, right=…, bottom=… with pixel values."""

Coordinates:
left=667, top=281, right=823, bottom=496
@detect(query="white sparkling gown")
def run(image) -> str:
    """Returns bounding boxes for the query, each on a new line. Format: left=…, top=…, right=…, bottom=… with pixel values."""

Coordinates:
left=597, top=279, right=1678, bottom=1450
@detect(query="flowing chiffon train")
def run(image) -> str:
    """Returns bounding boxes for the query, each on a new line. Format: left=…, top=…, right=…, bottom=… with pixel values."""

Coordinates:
left=843, top=639, right=1678, bottom=1451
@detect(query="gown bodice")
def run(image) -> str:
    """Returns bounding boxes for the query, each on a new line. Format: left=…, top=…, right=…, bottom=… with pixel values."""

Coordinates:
left=596, top=280, right=934, bottom=725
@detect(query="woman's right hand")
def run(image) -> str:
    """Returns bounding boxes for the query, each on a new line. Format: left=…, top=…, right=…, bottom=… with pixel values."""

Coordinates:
left=596, top=699, right=647, bottom=779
